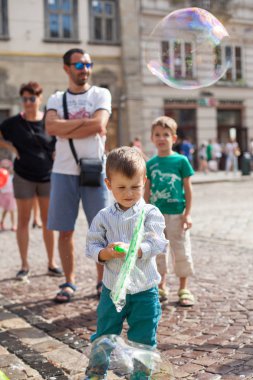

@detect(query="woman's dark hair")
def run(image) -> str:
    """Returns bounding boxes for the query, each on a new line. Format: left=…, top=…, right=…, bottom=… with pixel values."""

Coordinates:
left=19, top=81, right=43, bottom=96
left=63, top=48, right=86, bottom=65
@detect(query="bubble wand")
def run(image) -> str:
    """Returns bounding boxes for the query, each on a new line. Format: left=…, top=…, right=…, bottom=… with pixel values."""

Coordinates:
left=111, top=209, right=145, bottom=312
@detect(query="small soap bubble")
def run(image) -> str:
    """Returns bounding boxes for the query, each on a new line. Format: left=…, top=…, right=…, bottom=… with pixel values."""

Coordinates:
left=145, top=7, right=230, bottom=89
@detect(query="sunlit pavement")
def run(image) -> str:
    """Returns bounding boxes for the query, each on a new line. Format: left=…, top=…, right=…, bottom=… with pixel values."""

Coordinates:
left=0, top=177, right=253, bottom=379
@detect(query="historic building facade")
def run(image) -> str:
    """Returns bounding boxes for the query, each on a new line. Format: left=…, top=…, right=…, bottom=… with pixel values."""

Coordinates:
left=1, top=0, right=253, bottom=156
left=139, top=0, right=253, bottom=155
left=0, top=0, right=123, bottom=150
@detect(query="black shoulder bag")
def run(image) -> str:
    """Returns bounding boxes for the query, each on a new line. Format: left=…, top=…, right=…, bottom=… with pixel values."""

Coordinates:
left=62, top=92, right=103, bottom=187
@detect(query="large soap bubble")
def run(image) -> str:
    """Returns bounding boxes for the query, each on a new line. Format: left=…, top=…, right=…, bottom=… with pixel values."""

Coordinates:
left=145, top=7, right=230, bottom=89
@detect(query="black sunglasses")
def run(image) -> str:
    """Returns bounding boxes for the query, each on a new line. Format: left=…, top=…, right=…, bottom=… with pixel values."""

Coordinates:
left=69, top=62, right=94, bottom=70
left=22, top=96, right=37, bottom=103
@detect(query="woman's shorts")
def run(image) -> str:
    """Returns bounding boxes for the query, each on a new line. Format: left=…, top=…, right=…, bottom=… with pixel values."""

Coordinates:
left=13, top=172, right=50, bottom=199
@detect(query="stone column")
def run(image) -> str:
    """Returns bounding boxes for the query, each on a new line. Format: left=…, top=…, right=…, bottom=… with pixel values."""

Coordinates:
left=197, top=106, right=217, bottom=145
left=119, top=0, right=143, bottom=145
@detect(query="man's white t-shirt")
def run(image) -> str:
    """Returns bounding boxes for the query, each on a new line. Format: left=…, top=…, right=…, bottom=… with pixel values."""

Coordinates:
left=47, top=86, right=111, bottom=175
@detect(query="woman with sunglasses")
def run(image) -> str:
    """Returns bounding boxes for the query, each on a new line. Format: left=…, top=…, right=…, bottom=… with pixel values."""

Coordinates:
left=0, top=81, right=62, bottom=280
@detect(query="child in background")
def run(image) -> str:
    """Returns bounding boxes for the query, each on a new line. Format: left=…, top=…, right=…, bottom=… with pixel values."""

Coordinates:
left=130, top=136, right=149, bottom=161
left=85, top=146, right=168, bottom=380
left=144, top=116, right=195, bottom=306
left=0, top=159, right=16, bottom=231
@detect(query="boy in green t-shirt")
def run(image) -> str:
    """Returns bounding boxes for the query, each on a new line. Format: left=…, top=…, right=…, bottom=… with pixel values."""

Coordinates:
left=144, top=116, right=195, bottom=306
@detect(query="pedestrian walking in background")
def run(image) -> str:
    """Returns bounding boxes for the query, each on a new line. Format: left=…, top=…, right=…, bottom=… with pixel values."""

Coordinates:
left=85, top=146, right=167, bottom=380
left=180, top=136, right=195, bottom=167
left=45, top=48, right=111, bottom=302
left=173, top=136, right=182, bottom=154
left=132, top=136, right=143, bottom=150
left=0, top=82, right=61, bottom=281
left=225, top=138, right=240, bottom=175
left=206, top=139, right=218, bottom=172
left=198, top=142, right=209, bottom=174
left=206, top=139, right=213, bottom=162
left=145, top=116, right=195, bottom=306
left=249, top=137, right=253, bottom=170
left=212, top=139, right=222, bottom=171
left=130, top=136, right=149, bottom=161
left=0, top=159, right=16, bottom=231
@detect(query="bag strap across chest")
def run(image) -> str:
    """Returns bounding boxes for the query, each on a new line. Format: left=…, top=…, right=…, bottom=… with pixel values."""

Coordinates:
left=63, top=91, right=79, bottom=165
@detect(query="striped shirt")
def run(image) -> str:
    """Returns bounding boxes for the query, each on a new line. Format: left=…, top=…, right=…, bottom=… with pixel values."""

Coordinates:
left=86, top=198, right=168, bottom=294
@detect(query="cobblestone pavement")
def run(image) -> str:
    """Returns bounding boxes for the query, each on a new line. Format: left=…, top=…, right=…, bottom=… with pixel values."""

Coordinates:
left=0, top=180, right=253, bottom=379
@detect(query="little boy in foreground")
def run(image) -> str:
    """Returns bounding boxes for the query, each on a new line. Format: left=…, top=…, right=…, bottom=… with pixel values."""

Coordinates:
left=144, top=116, right=195, bottom=306
left=85, top=146, right=168, bottom=380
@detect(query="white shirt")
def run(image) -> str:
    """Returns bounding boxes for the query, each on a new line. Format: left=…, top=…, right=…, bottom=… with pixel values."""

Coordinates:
left=226, top=142, right=238, bottom=158
left=86, top=198, right=168, bottom=294
left=47, top=86, right=111, bottom=175
left=212, top=143, right=222, bottom=159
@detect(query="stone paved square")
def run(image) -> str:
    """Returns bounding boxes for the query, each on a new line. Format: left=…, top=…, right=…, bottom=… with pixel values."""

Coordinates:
left=0, top=179, right=253, bottom=379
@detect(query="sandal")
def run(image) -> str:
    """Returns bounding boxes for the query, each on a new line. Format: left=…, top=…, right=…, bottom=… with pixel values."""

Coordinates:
left=178, top=289, right=195, bottom=307
left=16, top=269, right=29, bottom=281
left=159, top=287, right=169, bottom=302
left=54, top=282, right=76, bottom=303
left=48, top=267, right=63, bottom=277
left=32, top=221, right=42, bottom=229
left=96, top=281, right=103, bottom=298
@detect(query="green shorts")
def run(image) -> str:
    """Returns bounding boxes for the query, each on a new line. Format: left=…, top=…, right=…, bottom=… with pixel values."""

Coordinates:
left=91, top=285, right=161, bottom=347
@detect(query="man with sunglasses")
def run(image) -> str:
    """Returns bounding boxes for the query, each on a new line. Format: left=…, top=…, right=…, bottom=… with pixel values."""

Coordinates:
left=45, top=48, right=111, bottom=303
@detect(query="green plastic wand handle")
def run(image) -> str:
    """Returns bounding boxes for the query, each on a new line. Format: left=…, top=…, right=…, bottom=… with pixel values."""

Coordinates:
left=114, top=245, right=127, bottom=253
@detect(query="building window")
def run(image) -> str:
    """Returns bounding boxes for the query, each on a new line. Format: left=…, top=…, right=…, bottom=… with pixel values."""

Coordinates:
left=190, top=0, right=211, bottom=9
left=162, top=40, right=195, bottom=80
left=44, top=0, right=78, bottom=41
left=0, top=0, right=8, bottom=38
left=217, top=109, right=241, bottom=126
left=165, top=107, right=197, bottom=148
left=190, top=0, right=232, bottom=16
left=216, top=45, right=243, bottom=82
left=89, top=0, right=119, bottom=44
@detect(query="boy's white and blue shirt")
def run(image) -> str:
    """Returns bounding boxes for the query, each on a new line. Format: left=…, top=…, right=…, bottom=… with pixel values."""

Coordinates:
left=86, top=198, right=168, bottom=294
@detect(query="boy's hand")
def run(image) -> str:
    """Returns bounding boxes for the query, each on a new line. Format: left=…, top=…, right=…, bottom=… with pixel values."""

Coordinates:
left=111, top=242, right=129, bottom=256
left=182, top=214, right=192, bottom=230
left=113, top=243, right=142, bottom=259
left=98, top=242, right=129, bottom=262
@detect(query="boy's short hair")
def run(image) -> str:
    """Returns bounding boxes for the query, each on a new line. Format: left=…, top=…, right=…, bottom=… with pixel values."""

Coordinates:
left=151, top=116, right=178, bottom=136
left=106, top=146, right=146, bottom=179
